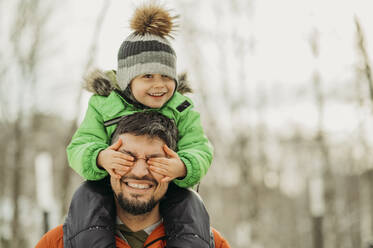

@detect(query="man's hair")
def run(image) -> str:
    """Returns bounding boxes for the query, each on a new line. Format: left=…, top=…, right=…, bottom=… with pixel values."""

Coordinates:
left=111, top=111, right=178, bottom=150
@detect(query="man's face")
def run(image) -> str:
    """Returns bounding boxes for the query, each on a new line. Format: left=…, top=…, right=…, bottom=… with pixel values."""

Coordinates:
left=110, top=133, right=169, bottom=215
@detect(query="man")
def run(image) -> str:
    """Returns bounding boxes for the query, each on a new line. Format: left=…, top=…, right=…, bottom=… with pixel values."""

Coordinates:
left=36, top=112, right=230, bottom=248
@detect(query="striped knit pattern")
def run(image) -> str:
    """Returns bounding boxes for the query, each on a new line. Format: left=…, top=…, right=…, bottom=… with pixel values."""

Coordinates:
left=117, top=33, right=177, bottom=90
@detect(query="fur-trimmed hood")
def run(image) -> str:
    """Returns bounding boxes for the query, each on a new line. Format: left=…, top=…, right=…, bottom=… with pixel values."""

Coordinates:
left=84, top=69, right=193, bottom=97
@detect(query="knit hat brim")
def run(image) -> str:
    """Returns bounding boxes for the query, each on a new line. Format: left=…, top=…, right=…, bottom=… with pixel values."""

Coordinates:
left=117, top=62, right=177, bottom=90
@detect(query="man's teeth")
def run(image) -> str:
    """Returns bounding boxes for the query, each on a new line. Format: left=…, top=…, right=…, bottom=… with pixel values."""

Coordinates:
left=127, top=183, right=150, bottom=189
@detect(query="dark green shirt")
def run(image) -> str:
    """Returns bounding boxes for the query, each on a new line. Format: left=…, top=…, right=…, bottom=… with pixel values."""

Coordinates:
left=116, top=218, right=162, bottom=248
left=117, top=223, right=148, bottom=248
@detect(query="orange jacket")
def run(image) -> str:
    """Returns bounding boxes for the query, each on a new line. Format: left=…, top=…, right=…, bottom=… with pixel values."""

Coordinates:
left=35, top=224, right=230, bottom=248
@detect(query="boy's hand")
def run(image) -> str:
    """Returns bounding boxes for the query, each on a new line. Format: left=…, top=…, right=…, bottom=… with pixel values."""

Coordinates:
left=148, top=145, right=186, bottom=183
left=97, top=139, right=134, bottom=179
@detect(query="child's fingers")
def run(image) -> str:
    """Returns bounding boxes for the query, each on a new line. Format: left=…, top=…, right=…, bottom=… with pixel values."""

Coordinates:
left=113, top=157, right=134, bottom=167
left=153, top=180, right=169, bottom=199
left=114, top=152, right=134, bottom=162
left=148, top=157, right=169, bottom=165
left=149, top=165, right=169, bottom=176
left=148, top=160, right=170, bottom=170
left=111, top=163, right=131, bottom=172
left=108, top=168, right=121, bottom=179
left=108, top=138, right=122, bottom=151
left=114, top=168, right=129, bottom=176
left=163, top=145, right=178, bottom=158
left=161, top=176, right=172, bottom=183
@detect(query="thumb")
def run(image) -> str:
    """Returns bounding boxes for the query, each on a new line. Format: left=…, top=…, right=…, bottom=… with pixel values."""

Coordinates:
left=109, top=138, right=122, bottom=151
left=163, top=144, right=178, bottom=158
left=161, top=176, right=172, bottom=183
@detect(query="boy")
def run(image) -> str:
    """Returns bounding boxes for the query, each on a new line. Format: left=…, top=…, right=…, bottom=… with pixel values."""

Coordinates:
left=66, top=4, right=213, bottom=248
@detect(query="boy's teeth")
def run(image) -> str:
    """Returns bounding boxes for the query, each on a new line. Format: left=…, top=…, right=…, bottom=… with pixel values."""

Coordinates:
left=127, top=183, right=150, bottom=189
left=149, top=92, right=165, bottom=96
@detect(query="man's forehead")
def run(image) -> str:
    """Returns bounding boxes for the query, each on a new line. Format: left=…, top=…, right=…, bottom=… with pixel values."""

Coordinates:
left=118, top=133, right=165, bottom=153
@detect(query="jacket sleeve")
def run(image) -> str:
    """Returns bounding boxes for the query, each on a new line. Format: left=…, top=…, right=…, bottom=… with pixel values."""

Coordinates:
left=173, top=108, right=213, bottom=188
left=66, top=96, right=110, bottom=180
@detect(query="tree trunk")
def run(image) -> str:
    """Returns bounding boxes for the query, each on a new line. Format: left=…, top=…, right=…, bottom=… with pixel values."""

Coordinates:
left=355, top=16, right=373, bottom=108
left=11, top=121, right=23, bottom=248
left=313, top=74, right=339, bottom=248
left=312, top=216, right=324, bottom=248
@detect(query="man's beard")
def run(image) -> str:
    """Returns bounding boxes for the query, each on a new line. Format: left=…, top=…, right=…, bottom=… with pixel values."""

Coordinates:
left=117, top=192, right=159, bottom=215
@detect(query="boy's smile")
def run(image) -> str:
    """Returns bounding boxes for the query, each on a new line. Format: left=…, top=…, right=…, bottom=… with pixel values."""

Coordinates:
left=131, top=73, right=176, bottom=108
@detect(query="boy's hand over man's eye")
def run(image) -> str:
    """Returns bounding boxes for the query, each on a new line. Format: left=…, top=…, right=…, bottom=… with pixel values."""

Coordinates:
left=148, top=145, right=187, bottom=182
left=97, top=138, right=134, bottom=179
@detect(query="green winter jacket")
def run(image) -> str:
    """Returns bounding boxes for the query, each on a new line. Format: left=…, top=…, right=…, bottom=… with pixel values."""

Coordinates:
left=66, top=70, right=213, bottom=188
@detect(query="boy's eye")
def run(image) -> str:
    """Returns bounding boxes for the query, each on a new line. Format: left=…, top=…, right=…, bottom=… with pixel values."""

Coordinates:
left=143, top=74, right=153, bottom=79
left=161, top=75, right=171, bottom=79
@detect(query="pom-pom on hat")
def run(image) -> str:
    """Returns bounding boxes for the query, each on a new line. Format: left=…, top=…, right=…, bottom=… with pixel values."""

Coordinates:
left=117, top=4, right=178, bottom=90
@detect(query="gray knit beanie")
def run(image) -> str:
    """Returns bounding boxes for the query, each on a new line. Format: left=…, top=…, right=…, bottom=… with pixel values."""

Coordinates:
left=117, top=5, right=178, bottom=90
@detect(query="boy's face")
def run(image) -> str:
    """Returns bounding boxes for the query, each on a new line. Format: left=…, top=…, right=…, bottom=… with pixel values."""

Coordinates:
left=130, top=74, right=176, bottom=108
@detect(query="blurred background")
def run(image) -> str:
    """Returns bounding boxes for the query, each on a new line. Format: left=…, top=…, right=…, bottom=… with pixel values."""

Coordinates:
left=1, top=0, right=373, bottom=247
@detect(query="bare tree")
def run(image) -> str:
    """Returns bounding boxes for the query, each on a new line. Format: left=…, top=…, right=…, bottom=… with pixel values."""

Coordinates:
left=309, top=29, right=341, bottom=248
left=355, top=15, right=373, bottom=243
left=3, top=0, right=57, bottom=246
left=355, top=16, right=373, bottom=108
left=60, top=0, right=111, bottom=216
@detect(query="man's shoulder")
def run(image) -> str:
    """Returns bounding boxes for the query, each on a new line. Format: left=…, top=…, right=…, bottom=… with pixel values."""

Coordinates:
left=35, top=225, right=64, bottom=248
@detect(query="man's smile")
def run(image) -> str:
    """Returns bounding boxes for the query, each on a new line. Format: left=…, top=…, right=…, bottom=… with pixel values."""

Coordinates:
left=127, top=183, right=151, bottom=189
left=121, top=178, right=157, bottom=193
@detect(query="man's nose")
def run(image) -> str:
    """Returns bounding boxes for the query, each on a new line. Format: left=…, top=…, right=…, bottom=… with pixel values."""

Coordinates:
left=131, top=158, right=150, bottom=178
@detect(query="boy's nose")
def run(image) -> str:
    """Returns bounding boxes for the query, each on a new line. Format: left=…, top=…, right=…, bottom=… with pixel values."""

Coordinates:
left=153, top=83, right=163, bottom=88
left=153, top=79, right=165, bottom=88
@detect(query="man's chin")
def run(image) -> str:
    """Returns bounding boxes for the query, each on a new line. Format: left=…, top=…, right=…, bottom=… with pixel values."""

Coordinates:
left=117, top=193, right=158, bottom=216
